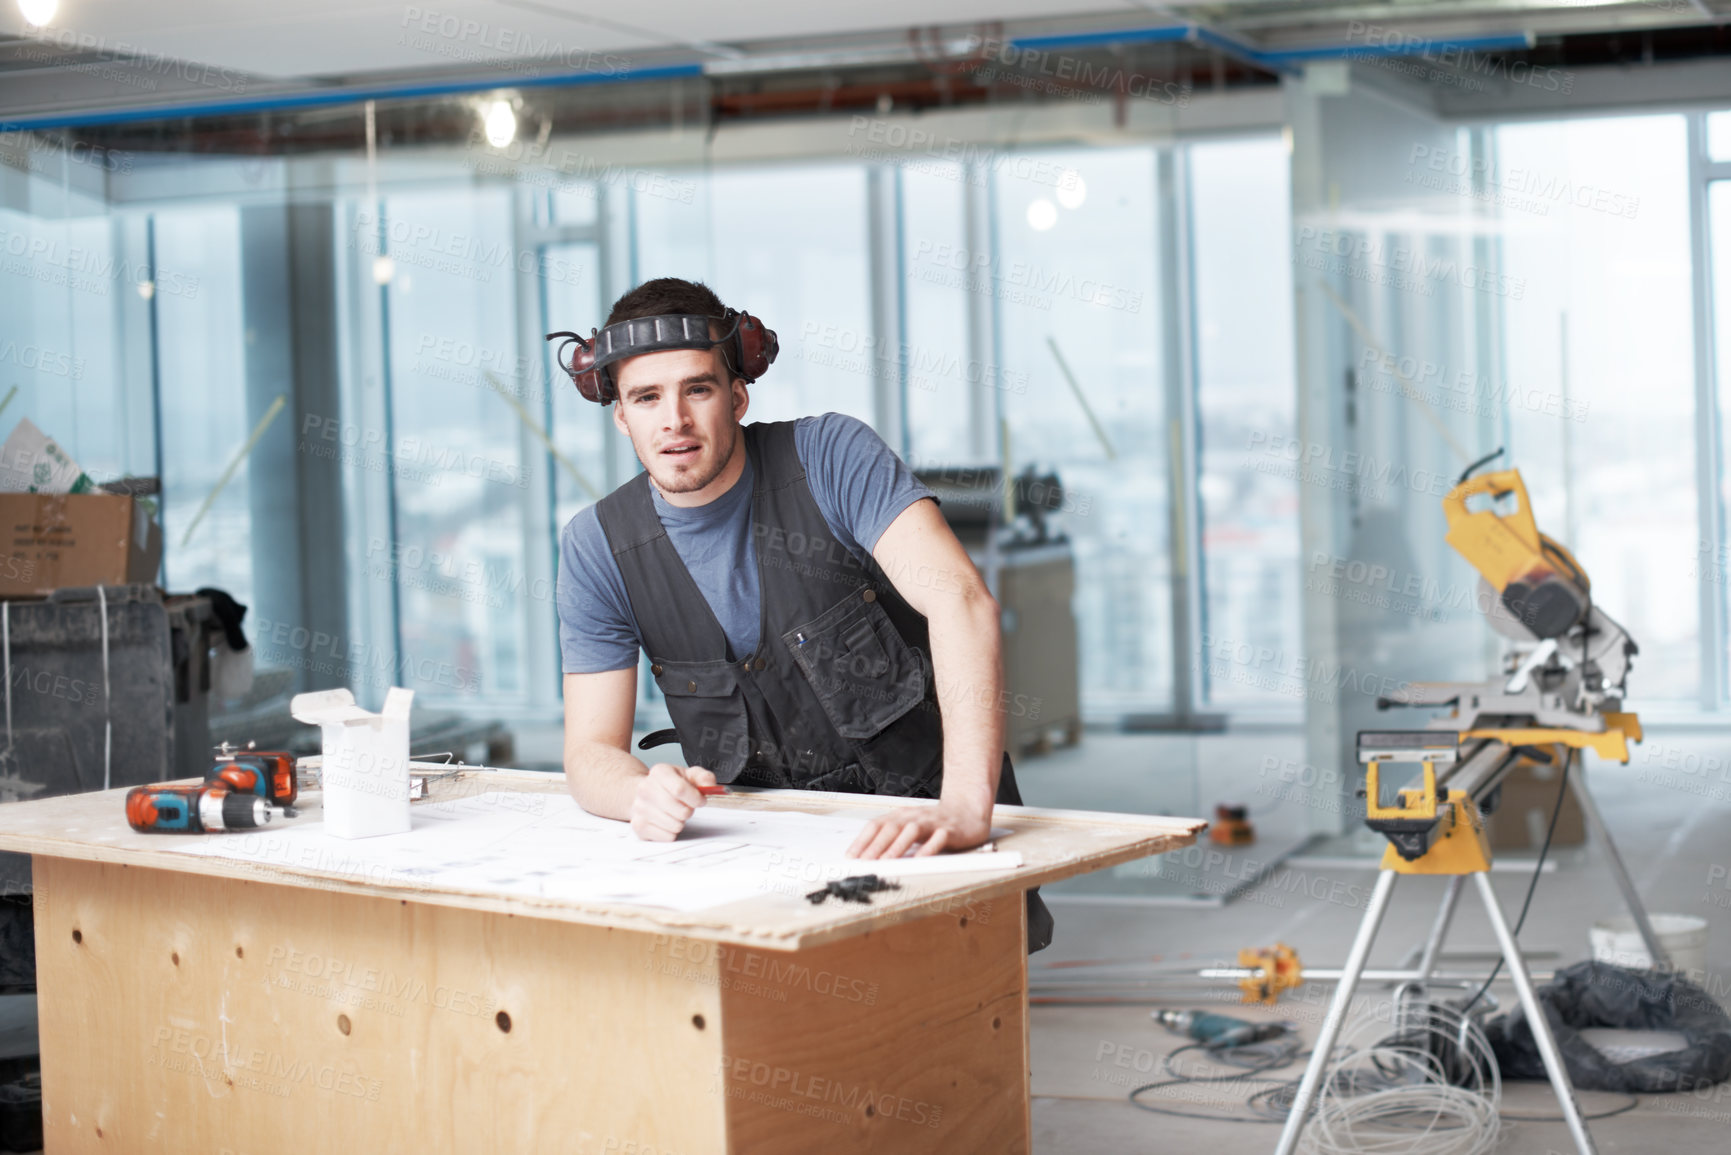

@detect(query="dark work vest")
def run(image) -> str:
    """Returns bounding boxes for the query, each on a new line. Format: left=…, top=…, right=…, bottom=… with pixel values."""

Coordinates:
left=593, top=419, right=1052, bottom=951
left=595, top=420, right=947, bottom=796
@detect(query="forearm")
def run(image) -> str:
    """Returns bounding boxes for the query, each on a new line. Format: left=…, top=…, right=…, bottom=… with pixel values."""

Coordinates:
left=926, top=586, right=1004, bottom=817
left=563, top=739, right=651, bottom=821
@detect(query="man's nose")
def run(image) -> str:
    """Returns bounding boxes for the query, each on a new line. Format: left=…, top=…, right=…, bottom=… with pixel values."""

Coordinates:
left=662, top=393, right=693, bottom=430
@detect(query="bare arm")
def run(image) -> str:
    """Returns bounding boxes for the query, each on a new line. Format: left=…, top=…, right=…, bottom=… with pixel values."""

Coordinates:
left=847, top=498, right=1002, bottom=858
left=562, top=668, right=714, bottom=840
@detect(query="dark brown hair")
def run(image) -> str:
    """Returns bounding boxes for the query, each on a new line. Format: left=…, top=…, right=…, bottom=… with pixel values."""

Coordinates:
left=605, top=277, right=728, bottom=327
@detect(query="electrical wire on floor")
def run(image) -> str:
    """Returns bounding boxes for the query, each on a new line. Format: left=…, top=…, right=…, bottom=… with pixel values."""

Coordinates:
left=1125, top=984, right=1642, bottom=1135
left=1303, top=996, right=1504, bottom=1155
left=1126, top=1027, right=1312, bottom=1124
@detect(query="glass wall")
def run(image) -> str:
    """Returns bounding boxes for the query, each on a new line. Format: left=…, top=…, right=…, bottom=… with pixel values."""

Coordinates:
left=992, top=146, right=1171, bottom=713
left=1711, top=177, right=1731, bottom=687
left=1190, top=137, right=1302, bottom=710
left=0, top=164, right=149, bottom=499
left=155, top=208, right=252, bottom=603
left=378, top=188, right=529, bottom=699
left=1496, top=115, right=1699, bottom=700
left=900, top=161, right=978, bottom=465
left=17, top=102, right=1731, bottom=725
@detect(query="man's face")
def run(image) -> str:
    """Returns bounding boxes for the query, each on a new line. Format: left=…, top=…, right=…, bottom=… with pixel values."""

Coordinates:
left=610, top=345, right=749, bottom=497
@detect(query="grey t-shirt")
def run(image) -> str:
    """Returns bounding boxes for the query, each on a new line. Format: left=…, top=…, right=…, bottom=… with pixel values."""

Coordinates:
left=557, top=413, right=935, bottom=673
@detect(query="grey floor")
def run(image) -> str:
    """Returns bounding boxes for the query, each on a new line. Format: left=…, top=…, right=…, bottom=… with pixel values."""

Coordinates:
left=1013, top=729, right=1731, bottom=1153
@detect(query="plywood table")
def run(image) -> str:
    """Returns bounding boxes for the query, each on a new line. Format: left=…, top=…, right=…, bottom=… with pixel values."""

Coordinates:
left=0, top=770, right=1201, bottom=1154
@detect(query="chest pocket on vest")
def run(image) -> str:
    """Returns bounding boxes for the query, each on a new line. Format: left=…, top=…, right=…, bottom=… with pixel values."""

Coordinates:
left=650, top=660, right=746, bottom=770
left=782, top=589, right=925, bottom=740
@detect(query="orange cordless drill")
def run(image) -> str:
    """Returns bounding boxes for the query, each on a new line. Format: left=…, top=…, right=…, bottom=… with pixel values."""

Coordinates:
left=209, top=745, right=298, bottom=812
left=126, top=782, right=274, bottom=833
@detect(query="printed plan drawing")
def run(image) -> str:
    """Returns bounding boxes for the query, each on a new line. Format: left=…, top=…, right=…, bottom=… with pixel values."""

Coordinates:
left=169, top=790, right=879, bottom=912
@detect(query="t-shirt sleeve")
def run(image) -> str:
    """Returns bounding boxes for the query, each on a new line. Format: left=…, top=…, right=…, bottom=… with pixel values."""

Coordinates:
left=794, top=412, right=937, bottom=560
left=556, top=507, right=643, bottom=674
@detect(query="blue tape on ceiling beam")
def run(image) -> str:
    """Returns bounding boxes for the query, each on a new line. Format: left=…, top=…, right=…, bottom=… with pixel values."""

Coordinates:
left=1256, top=33, right=1535, bottom=66
left=1007, top=26, right=1195, bottom=52
left=1002, top=24, right=1533, bottom=76
left=0, top=62, right=705, bottom=133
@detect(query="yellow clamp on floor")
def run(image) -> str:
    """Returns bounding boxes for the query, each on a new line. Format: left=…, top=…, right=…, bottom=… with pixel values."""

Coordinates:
left=1238, top=943, right=1302, bottom=1005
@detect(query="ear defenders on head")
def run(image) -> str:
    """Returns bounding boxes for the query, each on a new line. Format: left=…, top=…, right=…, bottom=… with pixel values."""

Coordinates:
left=546, top=308, right=779, bottom=404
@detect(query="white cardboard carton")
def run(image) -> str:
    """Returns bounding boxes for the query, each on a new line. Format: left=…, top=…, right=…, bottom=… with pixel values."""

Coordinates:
left=290, top=687, right=414, bottom=839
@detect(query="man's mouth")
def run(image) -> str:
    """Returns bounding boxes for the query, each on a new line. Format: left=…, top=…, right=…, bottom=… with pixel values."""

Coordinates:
left=660, top=441, right=701, bottom=460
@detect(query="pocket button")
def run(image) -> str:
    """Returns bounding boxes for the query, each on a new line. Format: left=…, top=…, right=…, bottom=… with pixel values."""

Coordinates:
left=651, top=664, right=663, bottom=675
left=687, top=680, right=697, bottom=692
left=862, top=589, right=877, bottom=603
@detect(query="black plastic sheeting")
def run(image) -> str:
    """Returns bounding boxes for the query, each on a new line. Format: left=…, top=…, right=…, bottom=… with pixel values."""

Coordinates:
left=1486, top=961, right=1731, bottom=1092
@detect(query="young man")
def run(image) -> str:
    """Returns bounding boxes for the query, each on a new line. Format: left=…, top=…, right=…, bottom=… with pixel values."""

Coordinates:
left=553, top=277, right=1051, bottom=950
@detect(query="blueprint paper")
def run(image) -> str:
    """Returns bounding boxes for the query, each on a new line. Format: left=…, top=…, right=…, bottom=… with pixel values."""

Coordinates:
left=166, top=791, right=887, bottom=913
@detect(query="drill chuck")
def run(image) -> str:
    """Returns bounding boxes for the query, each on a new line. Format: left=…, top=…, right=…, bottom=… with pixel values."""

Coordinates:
left=199, top=789, right=273, bottom=832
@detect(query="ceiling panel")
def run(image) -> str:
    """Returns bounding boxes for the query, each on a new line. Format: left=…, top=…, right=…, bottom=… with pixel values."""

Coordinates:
left=508, top=0, right=1142, bottom=44
left=0, top=1, right=1142, bottom=82
left=0, top=2, right=670, bottom=79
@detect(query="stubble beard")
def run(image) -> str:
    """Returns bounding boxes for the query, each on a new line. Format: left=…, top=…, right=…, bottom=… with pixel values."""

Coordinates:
left=650, top=422, right=739, bottom=495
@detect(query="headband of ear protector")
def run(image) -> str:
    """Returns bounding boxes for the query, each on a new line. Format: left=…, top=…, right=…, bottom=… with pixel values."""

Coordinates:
left=545, top=308, right=779, bottom=404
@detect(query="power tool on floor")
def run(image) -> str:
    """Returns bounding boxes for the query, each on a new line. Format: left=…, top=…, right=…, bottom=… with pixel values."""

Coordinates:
left=1153, top=1009, right=1292, bottom=1049
left=125, top=782, right=274, bottom=833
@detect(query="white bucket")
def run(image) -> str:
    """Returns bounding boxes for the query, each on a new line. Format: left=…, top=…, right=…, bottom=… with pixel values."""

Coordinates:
left=1589, top=914, right=1709, bottom=979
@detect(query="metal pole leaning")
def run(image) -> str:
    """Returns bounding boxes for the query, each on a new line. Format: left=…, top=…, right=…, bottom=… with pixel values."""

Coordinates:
left=1414, top=874, right=1466, bottom=983
left=1473, top=871, right=1598, bottom=1155
left=1568, top=765, right=1671, bottom=971
left=1272, top=869, right=1400, bottom=1155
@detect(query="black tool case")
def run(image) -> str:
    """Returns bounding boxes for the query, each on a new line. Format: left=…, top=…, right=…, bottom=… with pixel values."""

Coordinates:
left=0, top=585, right=217, bottom=907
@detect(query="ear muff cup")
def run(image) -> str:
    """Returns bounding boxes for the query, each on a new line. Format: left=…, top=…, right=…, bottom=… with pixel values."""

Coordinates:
left=547, top=330, right=613, bottom=403
left=568, top=335, right=608, bottom=403
left=732, top=311, right=779, bottom=382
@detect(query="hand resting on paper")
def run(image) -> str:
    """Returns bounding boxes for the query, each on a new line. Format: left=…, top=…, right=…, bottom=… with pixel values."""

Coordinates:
left=845, top=799, right=992, bottom=860
left=628, top=762, right=716, bottom=842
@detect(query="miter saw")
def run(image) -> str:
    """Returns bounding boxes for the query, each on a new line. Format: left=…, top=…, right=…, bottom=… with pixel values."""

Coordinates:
left=1272, top=460, right=1661, bottom=1155
left=1379, top=466, right=1638, bottom=740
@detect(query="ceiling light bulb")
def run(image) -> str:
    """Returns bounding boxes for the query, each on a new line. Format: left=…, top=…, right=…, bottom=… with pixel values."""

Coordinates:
left=483, top=100, right=517, bottom=149
left=1026, top=198, right=1057, bottom=232
left=18, top=0, right=56, bottom=27
left=135, top=280, right=155, bottom=300
left=372, top=255, right=396, bottom=285
left=1056, top=171, right=1086, bottom=211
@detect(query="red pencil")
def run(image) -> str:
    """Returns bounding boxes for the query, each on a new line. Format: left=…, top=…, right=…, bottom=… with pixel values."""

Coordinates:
left=697, top=784, right=728, bottom=796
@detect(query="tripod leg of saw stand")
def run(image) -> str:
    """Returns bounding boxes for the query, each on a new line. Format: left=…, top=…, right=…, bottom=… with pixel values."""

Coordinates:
left=1472, top=871, right=1598, bottom=1155
left=1568, top=765, right=1671, bottom=971
left=1272, top=869, right=1399, bottom=1155
left=1414, top=874, right=1465, bottom=982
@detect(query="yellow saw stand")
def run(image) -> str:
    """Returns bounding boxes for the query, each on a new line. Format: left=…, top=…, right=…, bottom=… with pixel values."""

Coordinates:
left=1272, top=720, right=1651, bottom=1155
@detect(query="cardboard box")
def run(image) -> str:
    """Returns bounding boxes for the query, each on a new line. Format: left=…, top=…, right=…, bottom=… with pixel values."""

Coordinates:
left=1486, top=758, right=1585, bottom=851
left=0, top=493, right=162, bottom=597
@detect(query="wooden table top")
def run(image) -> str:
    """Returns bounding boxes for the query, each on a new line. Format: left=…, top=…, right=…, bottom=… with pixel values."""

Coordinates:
left=0, top=769, right=1203, bottom=950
